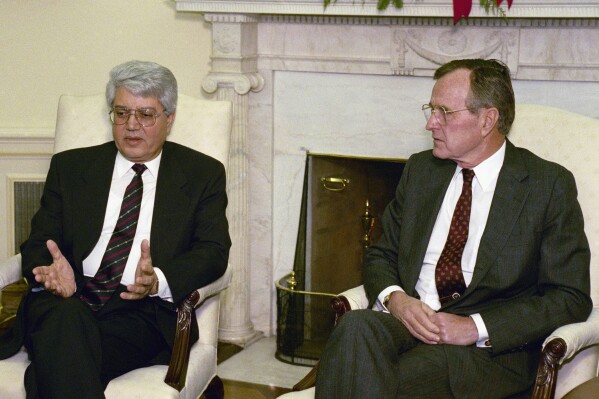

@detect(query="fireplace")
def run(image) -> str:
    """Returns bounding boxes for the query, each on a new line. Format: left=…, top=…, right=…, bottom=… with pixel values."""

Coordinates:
left=275, top=153, right=405, bottom=364
left=175, top=0, right=599, bottom=344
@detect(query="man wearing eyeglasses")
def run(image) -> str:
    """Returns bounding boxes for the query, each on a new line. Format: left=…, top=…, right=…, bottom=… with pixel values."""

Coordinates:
left=315, top=59, right=591, bottom=398
left=0, top=60, right=231, bottom=397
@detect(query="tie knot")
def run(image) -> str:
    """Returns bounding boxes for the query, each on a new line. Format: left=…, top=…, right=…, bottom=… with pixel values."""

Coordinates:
left=132, top=163, right=147, bottom=176
left=462, top=168, right=475, bottom=183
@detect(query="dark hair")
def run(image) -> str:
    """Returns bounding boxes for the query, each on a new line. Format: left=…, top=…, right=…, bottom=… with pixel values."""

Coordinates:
left=434, top=59, right=515, bottom=135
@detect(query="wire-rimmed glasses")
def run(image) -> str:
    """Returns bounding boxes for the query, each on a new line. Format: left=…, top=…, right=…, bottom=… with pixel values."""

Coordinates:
left=109, top=107, right=166, bottom=127
left=422, top=104, right=474, bottom=125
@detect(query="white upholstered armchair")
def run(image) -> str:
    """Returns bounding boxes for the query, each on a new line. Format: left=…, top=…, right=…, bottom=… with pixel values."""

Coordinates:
left=0, top=93, right=233, bottom=399
left=280, top=104, right=599, bottom=399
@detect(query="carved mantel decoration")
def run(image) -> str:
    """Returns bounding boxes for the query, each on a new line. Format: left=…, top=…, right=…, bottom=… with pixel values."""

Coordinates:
left=175, top=0, right=599, bottom=344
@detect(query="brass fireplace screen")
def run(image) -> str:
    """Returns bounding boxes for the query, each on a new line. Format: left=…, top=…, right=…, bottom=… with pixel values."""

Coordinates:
left=276, top=152, right=405, bottom=366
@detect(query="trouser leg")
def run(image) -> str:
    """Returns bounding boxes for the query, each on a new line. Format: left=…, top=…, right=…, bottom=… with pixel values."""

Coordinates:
left=96, top=293, right=168, bottom=386
left=315, top=309, right=536, bottom=399
left=395, top=343, right=453, bottom=398
left=23, top=288, right=169, bottom=397
left=24, top=291, right=104, bottom=399
left=315, top=309, right=418, bottom=399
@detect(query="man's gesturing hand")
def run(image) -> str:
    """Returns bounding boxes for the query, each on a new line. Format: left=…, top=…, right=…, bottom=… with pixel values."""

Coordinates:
left=121, top=239, right=159, bottom=300
left=386, top=291, right=440, bottom=344
left=32, top=240, right=76, bottom=298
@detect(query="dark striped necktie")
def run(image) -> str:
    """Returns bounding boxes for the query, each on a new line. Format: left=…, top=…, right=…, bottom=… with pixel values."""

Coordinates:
left=435, top=168, right=475, bottom=305
left=81, top=163, right=147, bottom=311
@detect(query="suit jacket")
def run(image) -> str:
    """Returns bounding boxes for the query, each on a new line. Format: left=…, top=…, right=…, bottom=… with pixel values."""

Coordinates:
left=6, top=140, right=231, bottom=354
left=364, top=140, right=592, bottom=355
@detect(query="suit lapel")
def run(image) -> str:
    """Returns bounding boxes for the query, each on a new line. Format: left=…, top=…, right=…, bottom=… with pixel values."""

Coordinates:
left=467, top=140, right=530, bottom=292
left=404, top=158, right=455, bottom=293
left=72, top=143, right=116, bottom=268
left=150, top=143, right=190, bottom=264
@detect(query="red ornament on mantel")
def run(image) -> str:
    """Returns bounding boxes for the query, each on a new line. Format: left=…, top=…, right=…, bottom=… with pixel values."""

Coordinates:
left=453, top=0, right=472, bottom=24
left=453, top=0, right=513, bottom=24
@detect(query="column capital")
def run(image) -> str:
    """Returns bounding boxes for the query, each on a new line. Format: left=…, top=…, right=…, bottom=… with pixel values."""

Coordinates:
left=202, top=72, right=264, bottom=95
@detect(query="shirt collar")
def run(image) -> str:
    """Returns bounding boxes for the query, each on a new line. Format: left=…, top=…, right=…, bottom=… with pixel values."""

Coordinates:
left=115, top=151, right=162, bottom=179
left=453, top=140, right=506, bottom=192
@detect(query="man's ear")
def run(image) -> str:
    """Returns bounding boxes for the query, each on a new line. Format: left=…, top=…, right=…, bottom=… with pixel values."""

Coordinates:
left=166, top=112, right=176, bottom=135
left=480, top=107, right=499, bottom=137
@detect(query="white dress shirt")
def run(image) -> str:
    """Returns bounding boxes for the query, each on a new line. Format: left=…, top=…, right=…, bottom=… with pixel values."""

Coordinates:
left=378, top=141, right=506, bottom=347
left=82, top=151, right=173, bottom=302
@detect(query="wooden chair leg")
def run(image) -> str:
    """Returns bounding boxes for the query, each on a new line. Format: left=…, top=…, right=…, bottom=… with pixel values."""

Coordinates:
left=203, top=375, right=225, bottom=399
left=293, top=362, right=318, bottom=391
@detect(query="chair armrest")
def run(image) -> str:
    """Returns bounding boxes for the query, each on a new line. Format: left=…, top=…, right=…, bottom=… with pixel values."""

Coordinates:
left=164, top=266, right=232, bottom=391
left=531, top=307, right=599, bottom=399
left=293, top=285, right=369, bottom=392
left=331, top=284, right=368, bottom=320
left=544, top=307, right=599, bottom=362
left=0, top=254, right=22, bottom=290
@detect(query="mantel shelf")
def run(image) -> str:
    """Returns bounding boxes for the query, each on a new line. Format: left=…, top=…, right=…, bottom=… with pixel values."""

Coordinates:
left=176, top=0, right=599, bottom=19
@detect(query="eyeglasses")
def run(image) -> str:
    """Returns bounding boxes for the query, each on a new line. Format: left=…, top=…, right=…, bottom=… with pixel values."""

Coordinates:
left=421, top=104, right=474, bottom=125
left=109, top=107, right=166, bottom=127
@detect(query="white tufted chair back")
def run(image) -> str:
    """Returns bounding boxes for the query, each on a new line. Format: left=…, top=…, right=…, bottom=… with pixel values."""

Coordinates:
left=509, top=104, right=599, bottom=305
left=54, top=93, right=231, bottom=168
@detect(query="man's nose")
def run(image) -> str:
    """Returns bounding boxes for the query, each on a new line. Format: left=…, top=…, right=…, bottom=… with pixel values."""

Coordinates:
left=126, top=112, right=141, bottom=129
left=425, top=112, right=438, bottom=130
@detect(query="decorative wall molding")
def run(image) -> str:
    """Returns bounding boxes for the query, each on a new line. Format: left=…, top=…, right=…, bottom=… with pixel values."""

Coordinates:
left=0, top=136, right=54, bottom=158
left=390, top=26, right=519, bottom=76
left=258, top=15, right=599, bottom=27
left=0, top=127, right=54, bottom=139
left=251, top=17, right=599, bottom=81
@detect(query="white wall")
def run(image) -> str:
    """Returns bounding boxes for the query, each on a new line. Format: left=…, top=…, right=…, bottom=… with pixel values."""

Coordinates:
left=0, top=0, right=212, bottom=131
left=0, top=0, right=212, bottom=260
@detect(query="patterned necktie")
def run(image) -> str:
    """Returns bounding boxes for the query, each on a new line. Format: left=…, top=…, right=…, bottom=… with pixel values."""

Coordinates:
left=435, top=168, right=475, bottom=305
left=81, top=163, right=147, bottom=311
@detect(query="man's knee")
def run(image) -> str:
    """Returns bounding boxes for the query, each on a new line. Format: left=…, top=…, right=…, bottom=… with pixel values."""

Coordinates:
left=332, top=310, right=382, bottom=339
left=28, top=293, right=95, bottom=335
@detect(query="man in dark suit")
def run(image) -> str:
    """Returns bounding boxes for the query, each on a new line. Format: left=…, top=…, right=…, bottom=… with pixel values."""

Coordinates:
left=0, top=60, right=231, bottom=398
left=315, top=59, right=591, bottom=398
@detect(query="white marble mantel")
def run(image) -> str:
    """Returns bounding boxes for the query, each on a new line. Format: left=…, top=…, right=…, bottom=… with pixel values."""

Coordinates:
left=177, top=0, right=599, bottom=18
left=176, top=0, right=599, bottom=343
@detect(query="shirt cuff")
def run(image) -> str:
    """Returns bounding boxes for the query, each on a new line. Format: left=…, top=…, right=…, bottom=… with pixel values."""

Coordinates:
left=153, top=268, right=173, bottom=303
left=470, top=313, right=491, bottom=348
left=376, top=285, right=404, bottom=312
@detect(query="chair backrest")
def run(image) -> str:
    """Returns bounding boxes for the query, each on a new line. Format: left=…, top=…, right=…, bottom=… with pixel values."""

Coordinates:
left=509, top=104, right=599, bottom=304
left=54, top=93, right=232, bottom=169
left=53, top=92, right=233, bottom=352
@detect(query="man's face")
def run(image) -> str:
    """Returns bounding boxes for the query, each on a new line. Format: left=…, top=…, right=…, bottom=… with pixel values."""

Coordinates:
left=426, top=68, right=485, bottom=168
left=111, top=87, right=175, bottom=163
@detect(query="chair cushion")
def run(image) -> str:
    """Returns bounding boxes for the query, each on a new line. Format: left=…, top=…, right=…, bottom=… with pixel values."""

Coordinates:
left=562, top=376, right=599, bottom=399
left=277, top=387, right=315, bottom=399
left=0, top=344, right=216, bottom=399
left=103, top=343, right=216, bottom=399
left=0, top=349, right=28, bottom=398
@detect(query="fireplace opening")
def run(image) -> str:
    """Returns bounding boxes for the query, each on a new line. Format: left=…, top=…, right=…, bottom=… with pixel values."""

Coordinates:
left=276, top=152, right=406, bottom=365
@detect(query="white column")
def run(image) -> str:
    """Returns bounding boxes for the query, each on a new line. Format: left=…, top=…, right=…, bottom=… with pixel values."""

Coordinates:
left=203, top=13, right=264, bottom=345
